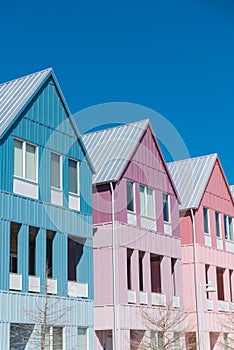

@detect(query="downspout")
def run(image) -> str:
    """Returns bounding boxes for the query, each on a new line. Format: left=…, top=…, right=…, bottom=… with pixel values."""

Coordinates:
left=110, top=182, right=117, bottom=350
left=190, top=208, right=201, bottom=350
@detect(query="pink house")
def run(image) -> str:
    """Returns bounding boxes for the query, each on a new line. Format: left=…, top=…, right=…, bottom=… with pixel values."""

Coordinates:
left=83, top=120, right=183, bottom=350
left=168, top=154, right=234, bottom=349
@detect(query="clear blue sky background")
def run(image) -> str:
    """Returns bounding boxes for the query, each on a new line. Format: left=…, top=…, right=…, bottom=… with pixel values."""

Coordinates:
left=1, top=1, right=234, bottom=182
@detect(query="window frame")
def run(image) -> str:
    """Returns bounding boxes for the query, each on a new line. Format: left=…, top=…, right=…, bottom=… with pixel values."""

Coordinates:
left=215, top=211, right=221, bottom=238
left=203, top=207, right=210, bottom=235
left=224, top=214, right=233, bottom=241
left=78, top=327, right=88, bottom=350
left=140, top=184, right=155, bottom=219
left=126, top=180, right=135, bottom=213
left=162, top=193, right=171, bottom=223
left=51, top=151, right=62, bottom=191
left=14, top=138, right=38, bottom=183
left=68, top=157, right=80, bottom=196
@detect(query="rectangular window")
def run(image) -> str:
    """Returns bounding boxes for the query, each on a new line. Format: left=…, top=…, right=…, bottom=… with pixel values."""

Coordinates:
left=205, top=264, right=210, bottom=299
left=150, top=331, right=157, bottom=349
left=78, top=328, right=88, bottom=350
left=46, top=230, right=55, bottom=278
left=224, top=215, right=233, bottom=240
left=140, top=185, right=154, bottom=218
left=158, top=332, right=164, bottom=350
left=14, top=139, right=37, bottom=181
left=68, top=158, right=79, bottom=194
left=174, top=332, right=180, bottom=350
left=10, top=223, right=19, bottom=273
left=127, top=248, right=133, bottom=290
left=230, top=270, right=233, bottom=302
left=150, top=254, right=162, bottom=293
left=127, top=180, right=135, bottom=212
left=163, top=193, right=170, bottom=222
left=215, top=212, right=221, bottom=237
left=68, top=238, right=84, bottom=281
left=216, top=267, right=225, bottom=301
left=224, top=333, right=229, bottom=350
left=203, top=207, right=209, bottom=234
left=139, top=251, right=144, bottom=291
left=53, top=327, right=63, bottom=350
left=29, top=226, right=38, bottom=276
left=51, top=152, right=61, bottom=189
left=171, top=258, right=176, bottom=295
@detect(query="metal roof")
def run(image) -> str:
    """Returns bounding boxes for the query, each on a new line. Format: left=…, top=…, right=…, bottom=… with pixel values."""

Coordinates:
left=0, top=68, right=95, bottom=173
left=167, top=154, right=217, bottom=210
left=0, top=68, right=52, bottom=136
left=82, top=119, right=149, bottom=184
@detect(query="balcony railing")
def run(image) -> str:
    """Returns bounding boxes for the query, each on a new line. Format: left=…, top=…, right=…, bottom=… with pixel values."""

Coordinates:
left=28, top=275, right=40, bottom=293
left=151, top=292, right=166, bottom=306
left=173, top=295, right=180, bottom=308
left=218, top=300, right=229, bottom=312
left=140, top=291, right=148, bottom=305
left=128, top=289, right=136, bottom=304
left=10, top=273, right=22, bottom=291
left=68, top=281, right=88, bottom=298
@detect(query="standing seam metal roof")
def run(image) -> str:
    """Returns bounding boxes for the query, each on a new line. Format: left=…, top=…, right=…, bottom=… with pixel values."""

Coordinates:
left=82, top=119, right=149, bottom=184
left=0, top=68, right=52, bottom=136
left=167, top=154, right=217, bottom=210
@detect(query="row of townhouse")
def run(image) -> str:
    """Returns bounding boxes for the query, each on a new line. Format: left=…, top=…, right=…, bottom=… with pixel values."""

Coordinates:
left=0, top=67, right=233, bottom=350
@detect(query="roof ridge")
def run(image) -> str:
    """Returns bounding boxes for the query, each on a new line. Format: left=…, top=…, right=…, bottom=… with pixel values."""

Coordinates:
left=82, top=119, right=149, bottom=137
left=168, top=153, right=218, bottom=165
left=0, top=67, right=52, bottom=88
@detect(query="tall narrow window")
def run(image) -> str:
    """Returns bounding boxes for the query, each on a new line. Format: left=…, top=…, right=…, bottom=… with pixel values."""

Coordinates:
left=203, top=207, right=209, bottom=234
left=205, top=264, right=210, bottom=299
left=46, top=230, right=55, bottom=278
left=150, top=331, right=157, bottom=349
left=229, top=270, right=233, bottom=302
left=78, top=328, right=88, bottom=350
left=139, top=251, right=144, bottom=291
left=150, top=254, right=162, bottom=293
left=127, top=180, right=135, bottom=212
left=127, top=248, right=133, bottom=290
left=224, top=215, right=233, bottom=241
left=171, top=258, right=176, bottom=295
left=53, top=327, right=63, bottom=350
left=10, top=223, right=19, bottom=273
left=163, top=193, right=170, bottom=222
left=174, top=332, right=180, bottom=350
left=14, top=139, right=37, bottom=181
left=68, top=158, right=79, bottom=194
left=216, top=267, right=225, bottom=301
left=215, top=212, right=221, bottom=237
left=68, top=238, right=84, bottom=281
left=29, top=227, right=38, bottom=276
left=158, top=332, right=164, bottom=350
left=51, top=152, right=61, bottom=189
left=140, top=185, right=154, bottom=218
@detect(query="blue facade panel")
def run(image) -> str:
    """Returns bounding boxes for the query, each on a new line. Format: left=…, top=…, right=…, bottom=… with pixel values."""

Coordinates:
left=0, top=71, right=94, bottom=349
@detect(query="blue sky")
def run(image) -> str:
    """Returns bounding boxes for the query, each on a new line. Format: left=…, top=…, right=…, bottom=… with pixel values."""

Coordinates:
left=1, top=1, right=234, bottom=182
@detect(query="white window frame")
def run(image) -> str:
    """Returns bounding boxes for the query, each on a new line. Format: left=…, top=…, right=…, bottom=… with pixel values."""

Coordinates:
left=215, top=211, right=222, bottom=238
left=203, top=207, right=210, bottom=235
left=44, top=326, right=64, bottom=350
left=68, top=157, right=80, bottom=196
left=78, top=327, right=89, bottom=350
left=126, top=180, right=135, bottom=213
left=224, top=214, right=233, bottom=241
left=51, top=151, right=62, bottom=191
left=14, top=138, right=38, bottom=183
left=162, top=193, right=171, bottom=223
left=140, top=184, right=155, bottom=219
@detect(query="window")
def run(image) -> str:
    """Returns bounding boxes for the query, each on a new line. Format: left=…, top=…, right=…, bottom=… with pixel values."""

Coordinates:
left=51, top=152, right=61, bottom=189
left=150, top=331, right=157, bottom=349
left=150, top=254, right=162, bottom=293
left=127, top=248, right=133, bottom=290
left=44, top=327, right=63, bottom=350
left=229, top=270, right=233, bottom=302
left=174, top=332, right=180, bottom=350
left=158, top=332, right=164, bottom=350
left=140, top=185, right=154, bottom=218
left=10, top=324, right=34, bottom=349
left=10, top=223, right=19, bottom=273
left=46, top=230, right=55, bottom=278
left=139, top=251, right=144, bottom=291
left=163, top=193, right=170, bottom=222
left=68, top=238, right=84, bottom=281
left=68, top=158, right=79, bottom=194
left=224, top=215, right=233, bottom=241
left=216, top=267, right=225, bottom=301
left=29, top=227, right=38, bottom=276
left=205, top=264, right=210, bottom=299
left=203, top=207, right=209, bottom=234
left=215, top=212, right=221, bottom=237
left=14, top=139, right=37, bottom=182
left=224, top=333, right=229, bottom=350
left=171, top=258, right=176, bottom=296
left=127, top=180, right=135, bottom=212
left=78, top=328, right=88, bottom=350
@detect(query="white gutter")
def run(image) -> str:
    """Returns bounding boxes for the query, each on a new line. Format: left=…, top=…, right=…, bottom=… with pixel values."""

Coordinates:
left=110, top=182, right=117, bottom=350
left=190, top=209, right=201, bottom=350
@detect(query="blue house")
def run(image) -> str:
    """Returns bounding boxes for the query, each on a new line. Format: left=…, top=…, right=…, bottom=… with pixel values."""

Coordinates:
left=0, top=68, right=94, bottom=349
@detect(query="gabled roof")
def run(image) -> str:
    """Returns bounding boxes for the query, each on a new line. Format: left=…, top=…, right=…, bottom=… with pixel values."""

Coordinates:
left=0, top=68, right=94, bottom=173
left=82, top=119, right=180, bottom=201
left=168, top=154, right=219, bottom=210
